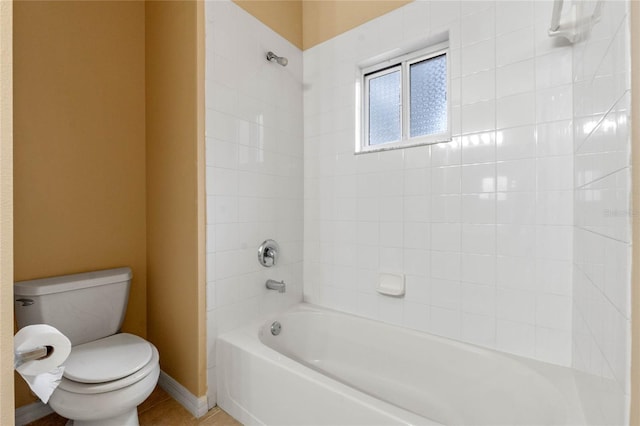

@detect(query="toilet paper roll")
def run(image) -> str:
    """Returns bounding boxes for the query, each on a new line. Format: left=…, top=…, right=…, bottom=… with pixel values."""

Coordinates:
left=15, top=324, right=71, bottom=375
left=15, top=325, right=71, bottom=403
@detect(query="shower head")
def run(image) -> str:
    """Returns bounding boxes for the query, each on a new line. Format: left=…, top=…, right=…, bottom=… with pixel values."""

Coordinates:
left=266, top=51, right=288, bottom=67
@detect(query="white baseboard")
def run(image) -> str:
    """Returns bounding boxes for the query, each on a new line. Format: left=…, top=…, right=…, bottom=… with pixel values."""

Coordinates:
left=15, top=401, right=53, bottom=426
left=158, top=370, right=208, bottom=418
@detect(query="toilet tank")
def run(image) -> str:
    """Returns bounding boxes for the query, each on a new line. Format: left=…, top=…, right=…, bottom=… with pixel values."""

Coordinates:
left=14, top=267, right=132, bottom=346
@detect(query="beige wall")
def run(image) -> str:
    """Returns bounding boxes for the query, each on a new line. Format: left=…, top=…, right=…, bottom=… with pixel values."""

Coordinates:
left=302, top=0, right=412, bottom=49
left=231, top=0, right=410, bottom=50
left=13, top=0, right=147, bottom=407
left=631, top=2, right=639, bottom=424
left=12, top=0, right=206, bottom=409
left=0, top=0, right=13, bottom=423
left=145, top=0, right=206, bottom=398
left=233, top=0, right=302, bottom=49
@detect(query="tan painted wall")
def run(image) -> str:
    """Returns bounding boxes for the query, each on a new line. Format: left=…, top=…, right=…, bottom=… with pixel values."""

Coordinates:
left=302, top=0, right=412, bottom=49
left=13, top=0, right=146, bottom=407
left=631, top=2, right=639, bottom=424
left=231, top=1, right=411, bottom=50
left=233, top=0, right=302, bottom=49
left=145, top=0, right=206, bottom=398
left=196, top=0, right=207, bottom=397
left=0, top=0, right=13, bottom=423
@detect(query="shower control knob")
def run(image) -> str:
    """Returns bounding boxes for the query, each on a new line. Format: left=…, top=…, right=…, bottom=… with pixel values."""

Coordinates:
left=258, top=239, right=280, bottom=267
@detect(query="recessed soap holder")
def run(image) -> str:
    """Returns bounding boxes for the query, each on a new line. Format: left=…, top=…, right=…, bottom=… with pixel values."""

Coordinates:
left=258, top=239, right=279, bottom=267
left=377, top=273, right=405, bottom=297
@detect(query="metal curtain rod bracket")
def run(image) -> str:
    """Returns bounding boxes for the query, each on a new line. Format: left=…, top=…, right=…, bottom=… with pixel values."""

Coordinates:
left=549, top=0, right=603, bottom=43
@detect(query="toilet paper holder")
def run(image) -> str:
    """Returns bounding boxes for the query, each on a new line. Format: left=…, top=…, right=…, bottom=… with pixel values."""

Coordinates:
left=14, top=345, right=50, bottom=369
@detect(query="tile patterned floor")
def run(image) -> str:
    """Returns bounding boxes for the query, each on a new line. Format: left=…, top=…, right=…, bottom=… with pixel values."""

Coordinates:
left=26, top=386, right=242, bottom=426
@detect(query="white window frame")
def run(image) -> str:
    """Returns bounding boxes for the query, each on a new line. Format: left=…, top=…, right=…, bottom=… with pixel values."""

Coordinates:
left=359, top=42, right=451, bottom=154
left=363, top=64, right=403, bottom=149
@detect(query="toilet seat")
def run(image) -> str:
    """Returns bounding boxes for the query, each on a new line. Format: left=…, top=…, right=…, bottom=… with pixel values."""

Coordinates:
left=58, top=335, right=159, bottom=395
left=64, top=333, right=153, bottom=383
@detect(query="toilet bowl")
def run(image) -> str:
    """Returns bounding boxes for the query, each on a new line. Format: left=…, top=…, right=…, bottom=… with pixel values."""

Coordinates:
left=50, top=334, right=160, bottom=426
left=14, top=268, right=160, bottom=426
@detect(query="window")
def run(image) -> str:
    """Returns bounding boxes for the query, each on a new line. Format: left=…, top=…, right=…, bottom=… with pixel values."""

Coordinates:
left=360, top=44, right=450, bottom=153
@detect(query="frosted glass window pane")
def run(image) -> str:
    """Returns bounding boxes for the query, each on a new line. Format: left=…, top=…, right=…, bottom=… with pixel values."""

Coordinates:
left=368, top=69, right=401, bottom=145
left=410, top=54, right=447, bottom=137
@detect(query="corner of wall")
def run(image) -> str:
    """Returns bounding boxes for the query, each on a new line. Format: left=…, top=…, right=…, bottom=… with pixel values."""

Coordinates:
left=629, top=1, right=640, bottom=423
left=0, top=0, right=14, bottom=424
left=233, top=0, right=303, bottom=49
left=301, top=0, right=411, bottom=49
left=145, top=0, right=207, bottom=401
left=196, top=0, right=208, bottom=400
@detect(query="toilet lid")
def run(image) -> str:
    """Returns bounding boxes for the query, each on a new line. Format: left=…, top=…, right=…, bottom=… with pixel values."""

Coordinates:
left=63, top=333, right=153, bottom=384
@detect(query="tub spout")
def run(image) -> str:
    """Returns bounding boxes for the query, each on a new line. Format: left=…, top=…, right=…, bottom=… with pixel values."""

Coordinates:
left=266, top=279, right=286, bottom=293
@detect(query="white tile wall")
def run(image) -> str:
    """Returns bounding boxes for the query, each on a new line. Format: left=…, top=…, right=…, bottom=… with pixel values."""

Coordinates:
left=303, top=0, right=574, bottom=366
left=571, top=1, right=631, bottom=424
left=204, top=0, right=304, bottom=408
left=203, top=1, right=632, bottom=422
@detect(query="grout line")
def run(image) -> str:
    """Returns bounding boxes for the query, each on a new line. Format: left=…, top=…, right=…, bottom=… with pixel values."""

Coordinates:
left=587, top=11, right=628, bottom=88
left=492, top=1, right=499, bottom=350
left=575, top=257, right=630, bottom=320
left=575, top=164, right=629, bottom=190
left=576, top=224, right=631, bottom=246
left=574, top=89, right=630, bottom=153
left=573, top=270, right=629, bottom=391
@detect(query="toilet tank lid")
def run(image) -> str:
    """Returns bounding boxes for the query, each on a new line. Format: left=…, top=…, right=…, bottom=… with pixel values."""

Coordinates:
left=14, top=267, right=132, bottom=296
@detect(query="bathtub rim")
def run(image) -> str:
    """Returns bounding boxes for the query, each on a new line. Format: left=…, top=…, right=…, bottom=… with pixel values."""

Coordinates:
left=218, top=302, right=587, bottom=425
left=217, top=314, right=435, bottom=425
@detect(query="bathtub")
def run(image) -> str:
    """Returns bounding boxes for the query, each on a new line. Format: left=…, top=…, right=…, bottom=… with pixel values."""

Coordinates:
left=217, top=304, right=586, bottom=425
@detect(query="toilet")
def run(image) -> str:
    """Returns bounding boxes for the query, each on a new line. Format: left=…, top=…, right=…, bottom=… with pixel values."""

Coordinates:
left=14, top=267, right=160, bottom=426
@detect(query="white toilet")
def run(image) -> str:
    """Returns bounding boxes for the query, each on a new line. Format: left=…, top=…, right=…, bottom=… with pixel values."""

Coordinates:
left=14, top=267, right=160, bottom=426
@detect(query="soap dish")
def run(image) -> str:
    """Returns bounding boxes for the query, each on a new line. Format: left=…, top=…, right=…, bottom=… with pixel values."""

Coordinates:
left=376, top=273, right=405, bottom=297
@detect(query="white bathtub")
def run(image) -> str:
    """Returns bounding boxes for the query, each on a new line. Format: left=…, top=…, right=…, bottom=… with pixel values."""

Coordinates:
left=217, top=304, right=586, bottom=425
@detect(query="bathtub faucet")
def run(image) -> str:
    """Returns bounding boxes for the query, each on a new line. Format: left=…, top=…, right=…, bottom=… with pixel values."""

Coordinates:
left=266, top=279, right=286, bottom=293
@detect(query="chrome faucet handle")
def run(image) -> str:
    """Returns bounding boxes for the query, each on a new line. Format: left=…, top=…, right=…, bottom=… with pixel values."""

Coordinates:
left=263, top=247, right=277, bottom=266
left=258, top=239, right=280, bottom=267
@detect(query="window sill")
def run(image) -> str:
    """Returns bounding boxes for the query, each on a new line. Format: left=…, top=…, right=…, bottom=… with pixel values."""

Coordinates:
left=355, top=134, right=452, bottom=155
